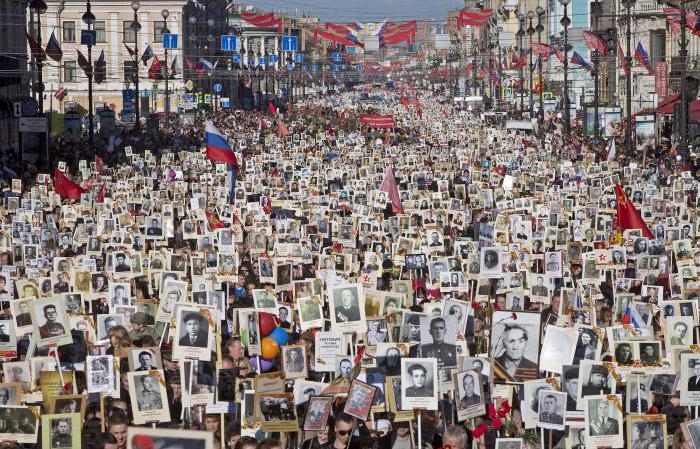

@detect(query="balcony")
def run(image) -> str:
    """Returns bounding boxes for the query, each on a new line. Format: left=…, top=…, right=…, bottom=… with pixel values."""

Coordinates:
left=636, top=0, right=663, bottom=12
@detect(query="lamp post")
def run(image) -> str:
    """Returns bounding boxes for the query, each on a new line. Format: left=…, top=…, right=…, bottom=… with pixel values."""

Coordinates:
left=679, top=5, right=688, bottom=152
left=161, top=9, right=171, bottom=121
left=30, top=0, right=47, bottom=113
left=527, top=11, right=535, bottom=117
left=516, top=13, right=525, bottom=114
left=82, top=0, right=95, bottom=150
left=622, top=0, right=635, bottom=153
left=559, top=0, right=571, bottom=135
left=536, top=6, right=545, bottom=119
left=591, top=0, right=603, bottom=140
left=131, top=0, right=140, bottom=127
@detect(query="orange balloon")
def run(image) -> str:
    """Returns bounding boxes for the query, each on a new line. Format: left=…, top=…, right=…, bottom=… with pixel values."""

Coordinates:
left=261, top=337, right=280, bottom=359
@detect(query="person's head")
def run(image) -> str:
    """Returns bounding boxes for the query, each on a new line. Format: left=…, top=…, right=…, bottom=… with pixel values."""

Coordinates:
left=339, top=359, right=352, bottom=376
left=442, top=425, right=468, bottom=449
left=138, top=351, right=153, bottom=367
left=44, top=304, right=58, bottom=322
left=564, top=371, right=578, bottom=397
left=589, top=366, right=607, bottom=387
left=18, top=301, right=28, bottom=314
left=674, top=322, right=688, bottom=339
left=334, top=413, right=354, bottom=445
left=597, top=400, right=610, bottom=418
left=462, top=373, right=474, bottom=395
left=279, top=307, right=288, bottom=320
left=449, top=305, right=463, bottom=320
left=644, top=344, right=655, bottom=357
left=616, top=343, right=631, bottom=360
left=694, top=361, right=700, bottom=376
left=0, top=388, right=9, bottom=404
left=204, top=414, right=220, bottom=432
left=0, top=324, right=6, bottom=335
left=409, top=364, right=427, bottom=388
left=542, top=394, right=557, bottom=414
left=236, top=436, right=258, bottom=449
left=386, top=347, right=401, bottom=366
left=56, top=419, right=70, bottom=434
left=429, top=317, right=446, bottom=343
left=140, top=375, right=158, bottom=392
left=502, top=325, right=528, bottom=361
left=288, top=348, right=301, bottom=364
left=341, top=289, right=354, bottom=308
left=184, top=313, right=202, bottom=337
left=107, top=411, right=128, bottom=448
left=580, top=331, right=592, bottom=345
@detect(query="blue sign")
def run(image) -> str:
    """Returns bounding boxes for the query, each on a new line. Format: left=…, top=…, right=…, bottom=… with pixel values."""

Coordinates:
left=221, top=35, right=237, bottom=51
left=333, top=65, right=339, bottom=72
left=259, top=57, right=266, bottom=65
left=302, top=65, right=308, bottom=71
left=268, top=55, right=278, bottom=63
left=81, top=30, right=96, bottom=46
left=311, top=65, right=318, bottom=72
left=295, top=53, right=304, bottom=63
left=162, top=33, right=178, bottom=49
left=220, top=98, right=230, bottom=108
left=281, top=36, right=298, bottom=52
left=341, top=64, right=347, bottom=70
left=332, top=52, right=342, bottom=62
left=213, top=83, right=222, bottom=93
left=122, top=89, right=135, bottom=112
left=286, top=63, right=293, bottom=71
left=232, top=53, right=242, bottom=64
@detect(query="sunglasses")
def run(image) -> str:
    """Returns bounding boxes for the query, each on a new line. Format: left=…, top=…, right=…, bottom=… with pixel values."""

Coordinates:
left=336, top=430, right=351, bottom=436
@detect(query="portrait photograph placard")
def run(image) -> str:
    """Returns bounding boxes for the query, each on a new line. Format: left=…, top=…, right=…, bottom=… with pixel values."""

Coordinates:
left=41, top=413, right=81, bottom=449
left=0, top=382, right=21, bottom=406
left=626, top=414, right=666, bottom=449
left=680, top=353, right=700, bottom=406
left=490, top=311, right=541, bottom=383
left=329, top=284, right=366, bottom=333
left=30, top=297, right=72, bottom=347
left=584, top=394, right=624, bottom=448
left=172, top=306, right=215, bottom=361
left=126, top=427, right=213, bottom=449
left=127, top=370, right=171, bottom=425
left=86, top=355, right=115, bottom=394
left=303, top=396, right=333, bottom=431
left=536, top=390, right=567, bottom=431
left=454, top=370, right=485, bottom=421
left=51, top=394, right=86, bottom=417
left=0, top=405, right=39, bottom=444
left=401, top=358, right=438, bottom=411
left=257, top=392, right=298, bottom=432
left=281, top=345, right=308, bottom=379
left=297, top=296, right=324, bottom=331
left=128, top=347, right=163, bottom=372
left=495, top=438, right=523, bottom=449
left=681, top=418, right=700, bottom=449
left=343, top=379, right=377, bottom=421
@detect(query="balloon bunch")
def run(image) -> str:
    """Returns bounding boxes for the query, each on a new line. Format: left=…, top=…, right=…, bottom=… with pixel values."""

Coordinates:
left=249, top=312, right=289, bottom=372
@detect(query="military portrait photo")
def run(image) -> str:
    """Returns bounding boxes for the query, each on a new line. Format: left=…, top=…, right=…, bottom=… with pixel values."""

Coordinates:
left=585, top=395, right=623, bottom=448
left=174, top=307, right=213, bottom=361
left=536, top=390, right=566, bottom=431
left=303, top=396, right=333, bottom=432
left=128, top=370, right=170, bottom=425
left=31, top=298, right=72, bottom=346
left=578, top=361, right=615, bottom=404
left=0, top=406, right=39, bottom=444
left=490, top=311, right=541, bottom=383
left=419, top=315, right=457, bottom=370
left=343, top=379, right=377, bottom=421
left=627, top=415, right=665, bottom=449
left=680, top=354, right=700, bottom=406
left=401, top=358, right=438, bottom=410
left=454, top=370, right=485, bottom=421
left=329, top=284, right=365, bottom=333
left=282, top=345, right=307, bottom=379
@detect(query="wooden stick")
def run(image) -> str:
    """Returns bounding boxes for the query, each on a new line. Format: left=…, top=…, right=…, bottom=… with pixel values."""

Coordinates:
left=417, top=409, right=422, bottom=449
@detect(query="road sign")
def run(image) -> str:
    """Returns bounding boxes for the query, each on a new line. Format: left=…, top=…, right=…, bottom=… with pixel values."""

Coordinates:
left=268, top=55, right=278, bottom=63
left=258, top=57, right=266, bottom=65
left=295, top=53, right=304, bottom=63
left=213, top=83, right=222, bottom=93
left=333, top=65, right=339, bottom=72
left=163, top=33, right=178, bottom=49
left=232, top=53, right=242, bottom=64
left=221, top=35, right=237, bottom=51
left=281, top=36, right=298, bottom=52
left=81, top=30, right=96, bottom=46
left=286, top=63, right=293, bottom=71
left=332, top=52, right=342, bottom=62
left=19, top=117, right=47, bottom=133
left=311, top=65, right=318, bottom=72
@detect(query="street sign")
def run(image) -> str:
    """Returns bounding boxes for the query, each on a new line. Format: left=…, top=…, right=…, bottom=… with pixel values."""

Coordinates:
left=332, top=52, right=342, bottom=62
left=286, top=63, right=293, bottom=71
left=232, top=53, right=242, bottom=64
left=81, top=30, right=96, bottom=46
left=221, top=35, right=237, bottom=51
left=295, top=53, right=304, bottom=63
left=333, top=65, right=339, bottom=72
left=281, top=36, right=298, bottom=52
left=213, top=83, right=222, bottom=93
left=268, top=55, right=278, bottom=63
left=19, top=117, right=47, bottom=133
left=163, top=33, right=178, bottom=49
left=259, top=57, right=266, bottom=65
left=311, top=65, right=318, bottom=72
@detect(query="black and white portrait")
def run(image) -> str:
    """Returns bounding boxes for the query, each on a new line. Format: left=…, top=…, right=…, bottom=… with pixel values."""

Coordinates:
left=419, top=315, right=457, bottom=369
left=454, top=370, right=485, bottom=421
left=401, top=358, right=438, bottom=410
left=490, top=311, right=541, bottom=383
left=536, top=390, right=566, bottom=430
left=330, top=284, right=365, bottom=332
left=175, top=307, right=213, bottom=361
left=282, top=345, right=307, bottom=379
left=585, top=395, right=623, bottom=447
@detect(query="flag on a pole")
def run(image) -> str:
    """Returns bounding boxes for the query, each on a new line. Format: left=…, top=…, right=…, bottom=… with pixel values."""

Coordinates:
left=53, top=169, right=85, bottom=200
left=124, top=42, right=136, bottom=57
left=205, top=121, right=238, bottom=166
left=570, top=51, right=591, bottom=70
left=148, top=55, right=162, bottom=80
left=615, top=182, right=653, bottom=238
left=77, top=50, right=92, bottom=76
left=553, top=46, right=564, bottom=63
left=582, top=30, right=608, bottom=56
left=634, top=41, right=654, bottom=74
left=617, top=41, right=630, bottom=75
left=141, top=44, right=154, bottom=66
left=94, top=50, right=106, bottom=83
left=170, top=55, right=179, bottom=78
left=379, top=165, right=404, bottom=214
left=205, top=210, right=227, bottom=229
left=26, top=33, right=46, bottom=60
left=54, top=87, right=68, bottom=100
left=45, top=30, right=63, bottom=62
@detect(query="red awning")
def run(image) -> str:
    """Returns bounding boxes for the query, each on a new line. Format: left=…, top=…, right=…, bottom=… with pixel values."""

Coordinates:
left=655, top=93, right=681, bottom=115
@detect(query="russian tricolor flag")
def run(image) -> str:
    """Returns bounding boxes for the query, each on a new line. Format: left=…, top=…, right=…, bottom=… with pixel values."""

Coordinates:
left=205, top=121, right=238, bottom=166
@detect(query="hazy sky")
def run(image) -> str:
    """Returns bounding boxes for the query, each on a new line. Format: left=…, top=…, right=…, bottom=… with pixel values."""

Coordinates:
left=243, top=0, right=465, bottom=22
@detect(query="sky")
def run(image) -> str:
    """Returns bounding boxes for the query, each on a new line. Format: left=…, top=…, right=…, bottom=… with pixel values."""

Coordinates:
left=243, top=0, right=465, bottom=22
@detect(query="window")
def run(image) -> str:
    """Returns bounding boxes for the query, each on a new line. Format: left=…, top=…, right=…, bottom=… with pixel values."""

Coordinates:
left=650, top=30, right=666, bottom=63
left=63, top=21, right=75, bottom=42
left=153, top=20, right=166, bottom=43
left=94, top=20, right=106, bottom=43
left=64, top=61, right=77, bottom=82
left=123, top=20, right=135, bottom=43
left=123, top=61, right=137, bottom=82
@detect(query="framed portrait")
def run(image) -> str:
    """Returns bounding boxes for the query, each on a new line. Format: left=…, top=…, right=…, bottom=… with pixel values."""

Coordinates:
left=539, top=325, right=576, bottom=374
left=10, top=298, right=34, bottom=335
left=577, top=361, right=617, bottom=408
left=303, top=396, right=333, bottom=431
left=41, top=413, right=81, bottom=449
left=680, top=353, right=700, bottom=406
left=86, top=355, right=115, bottom=394
left=3, top=362, right=30, bottom=392
left=626, top=415, right=666, bottom=449
left=0, top=319, right=17, bottom=358
left=536, top=390, right=567, bottom=431
left=297, top=296, right=324, bottom=331
left=584, top=395, right=624, bottom=448
left=665, top=316, right=694, bottom=348
left=282, top=345, right=308, bottom=379
left=681, top=419, right=700, bottom=449
left=127, top=370, right=171, bottom=425
left=0, top=405, right=39, bottom=443
left=126, top=427, right=213, bottom=449
left=238, top=310, right=261, bottom=355
left=343, top=379, right=377, bottom=421
left=128, top=347, right=163, bottom=372
left=51, top=394, right=86, bottom=417
left=31, top=297, right=72, bottom=347
left=329, top=284, right=366, bottom=333
left=626, top=375, right=649, bottom=414
left=0, top=383, right=21, bottom=406
left=401, top=358, right=438, bottom=411
left=172, top=306, right=215, bottom=361
left=490, top=311, right=541, bottom=383
left=495, top=439, right=523, bottom=449
left=454, top=370, right=485, bottom=421
left=257, top=392, right=298, bottom=432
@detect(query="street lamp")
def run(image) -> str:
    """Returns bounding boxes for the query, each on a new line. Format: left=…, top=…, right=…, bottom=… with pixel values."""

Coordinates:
left=591, top=0, right=603, bottom=140
left=131, top=0, right=141, bottom=127
left=527, top=10, right=535, bottom=117
left=621, top=0, right=635, bottom=153
left=516, top=12, right=525, bottom=114
left=559, top=0, right=571, bottom=135
left=161, top=9, right=171, bottom=121
left=678, top=4, right=689, bottom=152
left=536, top=6, right=545, bottom=120
left=29, top=0, right=47, bottom=113
left=82, top=0, right=96, bottom=150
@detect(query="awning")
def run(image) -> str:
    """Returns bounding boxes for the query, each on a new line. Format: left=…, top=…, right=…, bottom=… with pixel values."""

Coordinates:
left=655, top=93, right=681, bottom=115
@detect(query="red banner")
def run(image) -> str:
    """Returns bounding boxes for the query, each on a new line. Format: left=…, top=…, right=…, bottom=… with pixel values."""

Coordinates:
left=655, top=61, right=668, bottom=99
left=360, top=114, right=395, bottom=128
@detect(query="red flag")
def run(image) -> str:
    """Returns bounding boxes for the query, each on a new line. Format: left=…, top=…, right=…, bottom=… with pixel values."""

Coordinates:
left=77, top=50, right=91, bottom=76
left=276, top=120, right=290, bottom=137
left=97, top=183, right=106, bottom=203
left=148, top=56, right=163, bottom=80
left=53, top=168, right=85, bottom=200
left=615, top=183, right=653, bottom=238
left=95, top=154, right=104, bottom=174
left=124, top=42, right=136, bottom=57
left=205, top=210, right=226, bottom=229
left=26, top=33, right=46, bottom=61
left=617, top=42, right=630, bottom=75
left=582, top=30, right=608, bottom=56
left=379, top=165, right=404, bottom=214
left=268, top=102, right=277, bottom=114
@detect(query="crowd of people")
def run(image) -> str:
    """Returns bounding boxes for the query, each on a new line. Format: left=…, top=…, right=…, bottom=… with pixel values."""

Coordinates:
left=0, top=82, right=699, bottom=449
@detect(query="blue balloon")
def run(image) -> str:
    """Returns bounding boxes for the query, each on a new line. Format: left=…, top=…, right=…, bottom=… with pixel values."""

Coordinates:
left=250, top=356, right=275, bottom=372
left=268, top=327, right=289, bottom=346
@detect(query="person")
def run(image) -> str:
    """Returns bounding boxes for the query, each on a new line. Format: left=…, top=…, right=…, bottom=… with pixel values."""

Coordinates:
left=538, top=393, right=563, bottom=425
left=51, top=419, right=72, bottom=448
left=39, top=304, right=66, bottom=338
left=614, top=342, right=634, bottom=366
left=146, top=218, right=162, bottom=236
left=689, top=360, right=700, bottom=391
left=442, top=425, right=468, bottom=449
left=111, top=285, right=128, bottom=306
left=459, top=373, right=480, bottom=408
left=278, top=307, right=291, bottom=329
left=136, top=375, right=162, bottom=411
left=545, top=253, right=559, bottom=272
left=15, top=301, right=32, bottom=327
left=405, top=363, right=432, bottom=397
left=329, top=413, right=354, bottom=449
left=334, top=288, right=360, bottom=322
left=338, top=358, right=352, bottom=378
left=0, top=323, right=9, bottom=342
left=531, top=276, right=548, bottom=296
left=640, top=343, right=659, bottom=366
left=346, top=385, right=370, bottom=411
left=671, top=322, right=689, bottom=345
left=179, top=312, right=208, bottom=348
left=494, top=325, right=537, bottom=380
left=285, top=347, right=304, bottom=373
left=0, top=388, right=9, bottom=405
left=483, top=249, right=499, bottom=269
left=420, top=317, right=457, bottom=368
left=563, top=368, right=578, bottom=411
left=381, top=347, right=402, bottom=376
left=114, top=253, right=131, bottom=272
left=589, top=399, right=619, bottom=436
left=107, top=411, right=128, bottom=449
left=135, top=350, right=156, bottom=371
left=429, top=232, right=441, bottom=247
left=367, top=320, right=387, bottom=345
left=582, top=365, right=611, bottom=396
